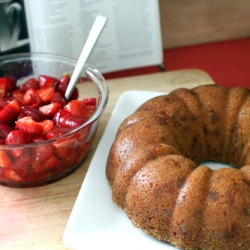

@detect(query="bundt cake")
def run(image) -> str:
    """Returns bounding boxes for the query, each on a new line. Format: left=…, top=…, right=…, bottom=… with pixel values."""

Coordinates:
left=106, top=84, right=250, bottom=250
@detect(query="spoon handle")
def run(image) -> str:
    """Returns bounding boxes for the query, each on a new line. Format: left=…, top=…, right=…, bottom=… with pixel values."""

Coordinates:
left=65, top=15, right=108, bottom=101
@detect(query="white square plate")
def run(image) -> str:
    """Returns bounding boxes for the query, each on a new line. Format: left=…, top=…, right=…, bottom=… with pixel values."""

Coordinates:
left=63, top=90, right=234, bottom=250
left=63, top=90, right=180, bottom=250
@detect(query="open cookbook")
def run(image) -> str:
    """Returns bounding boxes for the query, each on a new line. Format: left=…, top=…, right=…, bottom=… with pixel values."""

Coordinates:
left=23, top=0, right=163, bottom=73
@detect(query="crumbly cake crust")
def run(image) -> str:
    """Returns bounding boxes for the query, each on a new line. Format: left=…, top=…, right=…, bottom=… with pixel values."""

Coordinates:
left=106, top=84, right=250, bottom=250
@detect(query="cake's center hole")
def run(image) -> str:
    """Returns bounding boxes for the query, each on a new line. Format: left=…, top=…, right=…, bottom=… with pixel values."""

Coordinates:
left=199, top=161, right=234, bottom=170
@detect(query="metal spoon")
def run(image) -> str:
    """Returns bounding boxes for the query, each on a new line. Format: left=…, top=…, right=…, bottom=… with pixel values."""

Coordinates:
left=64, top=15, right=108, bottom=101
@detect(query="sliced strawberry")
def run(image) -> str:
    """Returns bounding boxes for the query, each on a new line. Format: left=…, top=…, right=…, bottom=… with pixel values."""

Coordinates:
left=37, top=86, right=55, bottom=104
left=0, top=82, right=6, bottom=97
left=22, top=88, right=43, bottom=107
left=57, top=73, right=78, bottom=100
left=53, top=108, right=87, bottom=128
left=0, top=124, right=12, bottom=140
left=51, top=92, right=66, bottom=108
left=82, top=97, right=96, bottom=112
left=0, top=77, right=16, bottom=97
left=32, top=144, right=60, bottom=173
left=38, top=75, right=58, bottom=88
left=6, top=76, right=17, bottom=92
left=39, top=102, right=61, bottom=118
left=45, top=127, right=71, bottom=140
left=70, top=88, right=79, bottom=100
left=5, top=76, right=16, bottom=92
left=20, top=78, right=39, bottom=93
left=5, top=129, right=29, bottom=157
left=56, top=147, right=72, bottom=162
left=62, top=147, right=80, bottom=166
left=77, top=126, right=91, bottom=141
left=40, top=119, right=54, bottom=135
left=12, top=89, right=23, bottom=103
left=15, top=118, right=53, bottom=137
left=21, top=106, right=47, bottom=122
left=8, top=147, right=24, bottom=158
left=33, top=155, right=61, bottom=173
left=64, top=115, right=86, bottom=128
left=64, top=100, right=93, bottom=118
left=83, top=97, right=96, bottom=106
left=53, top=109, right=68, bottom=127
left=0, top=150, right=12, bottom=168
left=3, top=168, right=23, bottom=182
left=52, top=136, right=76, bottom=159
left=16, top=116, right=43, bottom=135
left=33, top=143, right=56, bottom=160
left=0, top=99, right=21, bottom=123
left=5, top=130, right=30, bottom=145
left=0, top=97, right=8, bottom=109
left=56, top=73, right=70, bottom=95
left=17, top=112, right=25, bottom=121
left=46, top=156, right=61, bottom=169
left=12, top=149, right=31, bottom=177
left=58, top=112, right=85, bottom=128
left=87, top=105, right=96, bottom=112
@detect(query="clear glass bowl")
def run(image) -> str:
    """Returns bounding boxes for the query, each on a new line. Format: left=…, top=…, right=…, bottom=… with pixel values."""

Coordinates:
left=0, top=53, right=109, bottom=187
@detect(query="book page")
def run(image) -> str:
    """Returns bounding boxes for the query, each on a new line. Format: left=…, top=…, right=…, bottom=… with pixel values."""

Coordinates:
left=24, top=0, right=162, bottom=73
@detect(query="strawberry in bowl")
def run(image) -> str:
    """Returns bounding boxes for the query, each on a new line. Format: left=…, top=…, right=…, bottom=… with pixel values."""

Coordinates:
left=0, top=53, right=108, bottom=187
